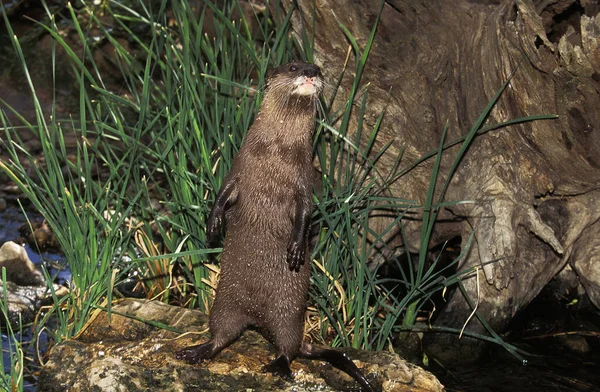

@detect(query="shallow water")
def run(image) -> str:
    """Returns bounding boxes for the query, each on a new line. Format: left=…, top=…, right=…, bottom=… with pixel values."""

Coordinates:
left=0, top=201, right=66, bottom=391
left=0, top=202, right=71, bottom=282
left=434, top=345, right=600, bottom=392
left=431, top=294, right=600, bottom=392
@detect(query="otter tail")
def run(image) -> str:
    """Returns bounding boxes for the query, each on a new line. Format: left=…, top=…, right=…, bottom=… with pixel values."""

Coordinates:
left=299, top=342, right=376, bottom=392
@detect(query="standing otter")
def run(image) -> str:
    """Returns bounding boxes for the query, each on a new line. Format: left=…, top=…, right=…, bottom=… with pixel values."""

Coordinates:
left=176, top=62, right=374, bottom=391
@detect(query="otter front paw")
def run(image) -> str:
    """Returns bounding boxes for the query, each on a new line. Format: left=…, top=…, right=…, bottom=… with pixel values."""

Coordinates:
left=287, top=240, right=305, bottom=272
left=205, top=215, right=222, bottom=247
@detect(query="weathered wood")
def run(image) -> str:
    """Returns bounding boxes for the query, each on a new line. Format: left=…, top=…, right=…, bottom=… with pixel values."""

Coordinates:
left=275, top=0, right=600, bottom=362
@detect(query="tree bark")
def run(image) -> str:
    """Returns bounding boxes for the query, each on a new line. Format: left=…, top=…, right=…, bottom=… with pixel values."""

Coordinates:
left=275, top=0, right=600, bottom=362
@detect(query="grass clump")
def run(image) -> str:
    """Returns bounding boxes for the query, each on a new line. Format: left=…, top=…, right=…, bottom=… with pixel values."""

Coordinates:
left=0, top=270, right=25, bottom=391
left=0, top=0, right=300, bottom=362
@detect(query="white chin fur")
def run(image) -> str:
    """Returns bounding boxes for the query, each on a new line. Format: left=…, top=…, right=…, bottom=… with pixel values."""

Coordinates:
left=292, top=75, right=320, bottom=96
left=294, top=83, right=318, bottom=96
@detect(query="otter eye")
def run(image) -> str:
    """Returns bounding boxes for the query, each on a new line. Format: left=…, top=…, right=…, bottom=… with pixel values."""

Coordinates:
left=289, top=65, right=298, bottom=72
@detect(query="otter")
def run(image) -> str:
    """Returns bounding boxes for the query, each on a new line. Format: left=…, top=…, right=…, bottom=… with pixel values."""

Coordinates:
left=175, top=62, right=375, bottom=391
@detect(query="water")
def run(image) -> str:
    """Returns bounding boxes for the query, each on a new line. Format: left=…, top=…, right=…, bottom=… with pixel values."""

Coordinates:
left=434, top=344, right=600, bottom=391
left=432, top=293, right=600, bottom=392
left=0, top=199, right=66, bottom=391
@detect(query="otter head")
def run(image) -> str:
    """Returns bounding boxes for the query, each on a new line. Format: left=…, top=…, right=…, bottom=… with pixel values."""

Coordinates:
left=266, top=62, right=323, bottom=100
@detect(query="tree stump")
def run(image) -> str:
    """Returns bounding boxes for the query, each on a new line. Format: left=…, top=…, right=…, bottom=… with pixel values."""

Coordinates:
left=275, top=0, right=600, bottom=362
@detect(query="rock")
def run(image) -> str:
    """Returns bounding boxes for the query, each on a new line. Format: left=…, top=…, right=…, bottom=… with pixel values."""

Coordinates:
left=0, top=240, right=44, bottom=286
left=18, top=221, right=60, bottom=250
left=39, top=299, right=445, bottom=392
left=558, top=335, right=591, bottom=355
left=0, top=241, right=67, bottom=325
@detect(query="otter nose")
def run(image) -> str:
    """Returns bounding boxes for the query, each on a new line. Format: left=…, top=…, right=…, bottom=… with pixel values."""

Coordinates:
left=302, top=64, right=321, bottom=78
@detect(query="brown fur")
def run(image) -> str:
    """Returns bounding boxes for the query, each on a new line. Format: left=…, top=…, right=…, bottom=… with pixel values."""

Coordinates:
left=208, top=63, right=318, bottom=359
left=176, top=62, right=374, bottom=392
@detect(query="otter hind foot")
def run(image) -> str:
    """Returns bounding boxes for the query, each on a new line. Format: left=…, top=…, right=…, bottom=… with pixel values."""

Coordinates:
left=175, top=341, right=214, bottom=364
left=263, top=354, right=294, bottom=379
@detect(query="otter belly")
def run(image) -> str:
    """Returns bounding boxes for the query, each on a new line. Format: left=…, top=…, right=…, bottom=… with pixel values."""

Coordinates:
left=215, top=219, right=311, bottom=327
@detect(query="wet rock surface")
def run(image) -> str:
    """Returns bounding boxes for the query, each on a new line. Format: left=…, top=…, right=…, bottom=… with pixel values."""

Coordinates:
left=39, top=298, right=444, bottom=392
left=0, top=240, right=67, bottom=325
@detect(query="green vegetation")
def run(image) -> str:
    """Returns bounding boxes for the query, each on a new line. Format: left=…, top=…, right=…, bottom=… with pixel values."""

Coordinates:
left=0, top=0, right=552, bottom=388
left=0, top=270, right=24, bottom=391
